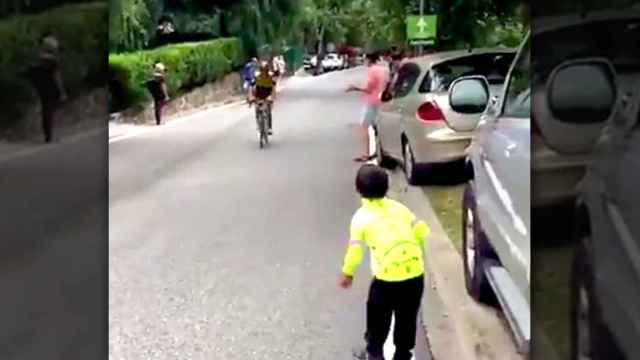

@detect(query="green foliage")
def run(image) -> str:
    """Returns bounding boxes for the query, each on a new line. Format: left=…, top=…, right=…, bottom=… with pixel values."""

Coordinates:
left=475, top=15, right=526, bottom=48
left=109, top=0, right=153, bottom=52
left=108, top=37, right=243, bottom=110
left=0, top=0, right=105, bottom=18
left=167, top=11, right=220, bottom=35
left=221, top=0, right=303, bottom=57
left=0, top=2, right=107, bottom=126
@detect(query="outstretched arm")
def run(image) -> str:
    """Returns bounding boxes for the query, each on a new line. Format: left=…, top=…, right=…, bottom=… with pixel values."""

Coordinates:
left=339, top=218, right=366, bottom=289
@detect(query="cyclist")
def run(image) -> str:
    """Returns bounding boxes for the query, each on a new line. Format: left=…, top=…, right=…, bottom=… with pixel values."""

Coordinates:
left=251, top=61, right=276, bottom=135
left=242, top=57, right=258, bottom=102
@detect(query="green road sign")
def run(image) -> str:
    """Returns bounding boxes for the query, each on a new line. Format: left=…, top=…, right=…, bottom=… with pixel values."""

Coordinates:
left=410, top=39, right=435, bottom=46
left=407, top=15, right=437, bottom=40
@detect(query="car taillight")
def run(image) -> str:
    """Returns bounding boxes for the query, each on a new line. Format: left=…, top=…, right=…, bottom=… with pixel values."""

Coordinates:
left=416, top=101, right=445, bottom=122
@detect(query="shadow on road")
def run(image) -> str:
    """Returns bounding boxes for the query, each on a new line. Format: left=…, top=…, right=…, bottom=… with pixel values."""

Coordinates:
left=415, top=159, right=468, bottom=186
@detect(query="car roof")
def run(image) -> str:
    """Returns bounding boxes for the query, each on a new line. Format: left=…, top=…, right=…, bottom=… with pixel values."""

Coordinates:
left=533, top=10, right=640, bottom=35
left=410, top=47, right=517, bottom=69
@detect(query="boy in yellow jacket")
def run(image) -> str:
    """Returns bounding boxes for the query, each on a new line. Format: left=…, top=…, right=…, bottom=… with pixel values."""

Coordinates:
left=339, top=164, right=429, bottom=360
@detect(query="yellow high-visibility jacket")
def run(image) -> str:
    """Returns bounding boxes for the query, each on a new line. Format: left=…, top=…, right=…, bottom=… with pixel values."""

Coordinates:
left=342, top=197, right=429, bottom=282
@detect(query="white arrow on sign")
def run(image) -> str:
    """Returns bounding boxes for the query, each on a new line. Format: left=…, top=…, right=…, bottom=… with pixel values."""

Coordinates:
left=417, top=17, right=427, bottom=34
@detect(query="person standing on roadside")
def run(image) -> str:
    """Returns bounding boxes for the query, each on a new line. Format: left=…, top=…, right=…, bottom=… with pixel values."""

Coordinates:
left=147, top=62, right=169, bottom=126
left=28, top=32, right=66, bottom=143
left=346, top=52, right=389, bottom=162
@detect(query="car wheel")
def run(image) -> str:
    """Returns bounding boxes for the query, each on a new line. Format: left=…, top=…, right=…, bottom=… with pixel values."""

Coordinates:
left=570, top=242, right=625, bottom=360
left=462, top=182, right=496, bottom=304
left=375, top=129, right=396, bottom=169
left=403, top=141, right=420, bottom=185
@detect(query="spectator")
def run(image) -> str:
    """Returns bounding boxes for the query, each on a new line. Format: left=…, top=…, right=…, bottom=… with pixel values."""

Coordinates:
left=346, top=52, right=390, bottom=162
left=146, top=62, right=169, bottom=126
left=28, top=32, right=66, bottom=143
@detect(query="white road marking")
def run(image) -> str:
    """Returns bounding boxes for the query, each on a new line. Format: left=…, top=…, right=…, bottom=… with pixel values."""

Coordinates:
left=368, top=126, right=376, bottom=157
left=382, top=314, right=416, bottom=360
left=384, top=314, right=396, bottom=359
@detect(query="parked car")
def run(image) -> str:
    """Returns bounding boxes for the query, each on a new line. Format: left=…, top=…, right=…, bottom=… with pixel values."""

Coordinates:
left=303, top=54, right=318, bottom=71
left=322, top=53, right=344, bottom=71
left=375, top=48, right=516, bottom=184
left=531, top=13, right=640, bottom=360
left=446, top=38, right=530, bottom=353
left=569, top=65, right=640, bottom=360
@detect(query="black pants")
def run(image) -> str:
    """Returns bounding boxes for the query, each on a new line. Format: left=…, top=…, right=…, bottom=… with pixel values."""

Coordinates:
left=41, top=100, right=58, bottom=142
left=154, top=99, right=165, bottom=125
left=366, top=275, right=424, bottom=360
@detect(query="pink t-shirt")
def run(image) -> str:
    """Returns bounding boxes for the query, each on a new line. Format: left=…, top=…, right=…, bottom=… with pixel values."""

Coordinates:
left=363, top=64, right=389, bottom=106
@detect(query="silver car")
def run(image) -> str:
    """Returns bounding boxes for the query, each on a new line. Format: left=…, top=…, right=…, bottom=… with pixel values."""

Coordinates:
left=447, top=37, right=531, bottom=353
left=533, top=13, right=640, bottom=359
left=375, top=48, right=516, bottom=184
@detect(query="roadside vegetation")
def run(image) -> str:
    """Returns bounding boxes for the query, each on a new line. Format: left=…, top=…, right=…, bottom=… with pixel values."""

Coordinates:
left=107, top=0, right=526, bottom=112
left=109, top=37, right=243, bottom=110
left=0, top=0, right=525, bottom=128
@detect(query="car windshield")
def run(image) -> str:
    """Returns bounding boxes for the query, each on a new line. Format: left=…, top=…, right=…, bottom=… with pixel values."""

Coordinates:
left=533, top=18, right=640, bottom=86
left=419, top=52, right=516, bottom=92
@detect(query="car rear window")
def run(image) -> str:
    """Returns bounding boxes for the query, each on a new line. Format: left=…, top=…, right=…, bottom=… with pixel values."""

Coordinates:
left=418, top=52, right=516, bottom=93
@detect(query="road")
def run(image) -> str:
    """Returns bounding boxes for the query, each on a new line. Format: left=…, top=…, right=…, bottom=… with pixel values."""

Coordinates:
left=0, top=128, right=107, bottom=359
left=109, top=69, right=432, bottom=359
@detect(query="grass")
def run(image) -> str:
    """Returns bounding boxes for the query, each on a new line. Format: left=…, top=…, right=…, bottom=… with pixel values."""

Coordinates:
left=533, top=241, right=576, bottom=358
left=423, top=185, right=465, bottom=254
left=423, top=176, right=576, bottom=358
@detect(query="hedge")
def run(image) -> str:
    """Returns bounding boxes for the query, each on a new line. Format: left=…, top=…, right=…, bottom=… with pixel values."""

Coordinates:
left=108, top=37, right=244, bottom=111
left=0, top=2, right=108, bottom=126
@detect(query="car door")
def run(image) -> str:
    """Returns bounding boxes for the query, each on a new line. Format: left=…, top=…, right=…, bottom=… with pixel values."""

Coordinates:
left=378, top=62, right=423, bottom=159
left=480, top=37, right=531, bottom=297
left=592, top=96, right=640, bottom=352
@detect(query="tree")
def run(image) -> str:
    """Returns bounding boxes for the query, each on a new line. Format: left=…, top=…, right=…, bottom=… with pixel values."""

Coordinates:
left=109, top=0, right=153, bottom=52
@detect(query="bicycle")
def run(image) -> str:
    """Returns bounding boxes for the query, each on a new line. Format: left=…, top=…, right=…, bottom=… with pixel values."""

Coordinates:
left=254, top=99, right=271, bottom=148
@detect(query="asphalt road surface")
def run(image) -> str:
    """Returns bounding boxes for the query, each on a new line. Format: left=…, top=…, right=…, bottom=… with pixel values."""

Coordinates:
left=109, top=68, right=432, bottom=359
left=0, top=128, right=107, bottom=359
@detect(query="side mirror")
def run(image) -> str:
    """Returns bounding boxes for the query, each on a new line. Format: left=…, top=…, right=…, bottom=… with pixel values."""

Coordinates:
left=444, top=76, right=490, bottom=132
left=449, top=76, right=490, bottom=114
left=548, top=59, right=616, bottom=124
left=537, top=58, right=617, bottom=155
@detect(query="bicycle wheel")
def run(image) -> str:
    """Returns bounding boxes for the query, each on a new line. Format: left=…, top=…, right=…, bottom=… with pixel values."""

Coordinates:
left=258, top=109, right=266, bottom=148
left=263, top=108, right=270, bottom=146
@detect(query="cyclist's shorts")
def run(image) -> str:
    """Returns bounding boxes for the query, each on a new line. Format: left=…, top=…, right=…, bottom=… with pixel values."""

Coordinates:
left=254, top=86, right=273, bottom=100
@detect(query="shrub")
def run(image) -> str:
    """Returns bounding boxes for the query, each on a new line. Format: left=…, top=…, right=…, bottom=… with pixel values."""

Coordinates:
left=0, top=2, right=108, bottom=127
left=108, top=37, right=244, bottom=111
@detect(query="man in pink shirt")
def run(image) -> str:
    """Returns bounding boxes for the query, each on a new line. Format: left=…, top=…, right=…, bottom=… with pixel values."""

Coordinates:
left=347, top=52, right=389, bottom=162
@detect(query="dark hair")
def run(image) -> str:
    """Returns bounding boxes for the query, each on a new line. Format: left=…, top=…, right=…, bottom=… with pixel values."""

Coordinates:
left=356, top=164, right=388, bottom=199
left=365, top=52, right=380, bottom=63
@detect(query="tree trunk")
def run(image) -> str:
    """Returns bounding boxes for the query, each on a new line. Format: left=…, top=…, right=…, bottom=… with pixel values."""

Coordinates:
left=219, top=10, right=228, bottom=37
left=315, top=24, right=325, bottom=74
